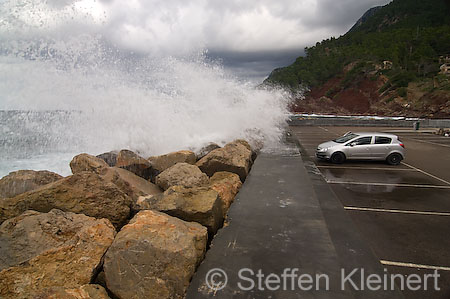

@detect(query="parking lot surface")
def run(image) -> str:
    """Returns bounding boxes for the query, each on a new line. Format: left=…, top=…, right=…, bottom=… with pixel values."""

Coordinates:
left=291, top=126, right=450, bottom=299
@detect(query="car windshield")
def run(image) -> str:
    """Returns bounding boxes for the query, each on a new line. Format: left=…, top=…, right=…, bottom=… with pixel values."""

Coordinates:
left=333, top=133, right=359, bottom=143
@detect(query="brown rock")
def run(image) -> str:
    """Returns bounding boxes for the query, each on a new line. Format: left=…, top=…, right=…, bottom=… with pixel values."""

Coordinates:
left=148, top=150, right=196, bottom=174
left=0, top=170, right=62, bottom=198
left=0, top=172, right=132, bottom=228
left=155, top=163, right=209, bottom=191
left=116, top=150, right=155, bottom=180
left=195, top=143, right=220, bottom=160
left=136, top=186, right=223, bottom=234
left=210, top=171, right=242, bottom=218
left=0, top=210, right=115, bottom=298
left=70, top=154, right=109, bottom=175
left=233, top=139, right=252, bottom=151
left=196, top=140, right=253, bottom=181
left=234, top=138, right=258, bottom=161
left=96, top=151, right=118, bottom=167
left=101, top=167, right=162, bottom=202
left=104, top=210, right=207, bottom=299
left=35, top=284, right=110, bottom=299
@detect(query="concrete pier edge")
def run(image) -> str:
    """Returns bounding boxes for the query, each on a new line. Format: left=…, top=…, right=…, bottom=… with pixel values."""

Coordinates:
left=186, top=134, right=404, bottom=298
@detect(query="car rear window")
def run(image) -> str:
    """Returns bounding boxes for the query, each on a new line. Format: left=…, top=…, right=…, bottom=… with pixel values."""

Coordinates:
left=375, top=136, right=392, bottom=144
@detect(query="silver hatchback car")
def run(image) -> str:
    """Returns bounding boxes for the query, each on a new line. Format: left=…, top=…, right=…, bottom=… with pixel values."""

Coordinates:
left=316, top=132, right=406, bottom=165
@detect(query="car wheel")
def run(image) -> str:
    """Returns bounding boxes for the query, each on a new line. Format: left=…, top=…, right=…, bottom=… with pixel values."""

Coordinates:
left=330, top=152, right=346, bottom=164
left=386, top=153, right=402, bottom=165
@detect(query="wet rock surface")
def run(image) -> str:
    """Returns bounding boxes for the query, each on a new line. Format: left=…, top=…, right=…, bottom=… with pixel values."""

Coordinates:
left=116, top=150, right=156, bottom=180
left=195, top=143, right=220, bottom=160
left=96, top=151, right=118, bottom=167
left=101, top=167, right=162, bottom=201
left=209, top=171, right=242, bottom=218
left=196, top=140, right=253, bottom=181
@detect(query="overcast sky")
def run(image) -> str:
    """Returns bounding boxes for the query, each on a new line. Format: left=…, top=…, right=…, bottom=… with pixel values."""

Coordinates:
left=5, top=0, right=393, bottom=82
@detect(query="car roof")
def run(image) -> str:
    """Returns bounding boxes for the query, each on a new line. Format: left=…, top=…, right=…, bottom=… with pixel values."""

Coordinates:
left=351, top=132, right=398, bottom=138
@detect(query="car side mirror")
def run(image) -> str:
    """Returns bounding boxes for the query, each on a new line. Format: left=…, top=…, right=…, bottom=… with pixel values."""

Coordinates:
left=349, top=142, right=356, bottom=147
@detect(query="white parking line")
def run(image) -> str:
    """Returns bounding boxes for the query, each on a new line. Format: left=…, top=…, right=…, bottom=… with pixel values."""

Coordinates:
left=318, top=126, right=335, bottom=134
left=344, top=206, right=450, bottom=216
left=326, top=180, right=450, bottom=189
left=412, top=137, right=450, bottom=141
left=405, top=137, right=450, bottom=148
left=401, top=162, right=450, bottom=186
left=317, top=165, right=414, bottom=171
left=380, top=260, right=450, bottom=271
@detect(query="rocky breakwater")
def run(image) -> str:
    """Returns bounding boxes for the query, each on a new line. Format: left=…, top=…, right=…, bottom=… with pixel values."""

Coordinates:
left=0, top=139, right=256, bottom=298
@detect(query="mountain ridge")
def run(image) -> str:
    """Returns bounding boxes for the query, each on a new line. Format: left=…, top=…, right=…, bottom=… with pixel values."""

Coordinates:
left=265, top=0, right=450, bottom=117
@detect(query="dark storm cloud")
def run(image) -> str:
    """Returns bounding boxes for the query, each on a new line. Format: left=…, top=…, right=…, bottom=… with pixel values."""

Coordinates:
left=5, top=0, right=392, bottom=80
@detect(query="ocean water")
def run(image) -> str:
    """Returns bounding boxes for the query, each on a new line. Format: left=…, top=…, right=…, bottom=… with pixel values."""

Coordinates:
left=0, top=0, right=291, bottom=177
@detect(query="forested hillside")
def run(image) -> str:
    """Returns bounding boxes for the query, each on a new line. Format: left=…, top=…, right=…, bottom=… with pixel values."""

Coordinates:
left=265, top=0, right=450, bottom=117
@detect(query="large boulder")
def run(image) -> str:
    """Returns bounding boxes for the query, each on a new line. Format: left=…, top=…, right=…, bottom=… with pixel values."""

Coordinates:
left=234, top=139, right=258, bottom=162
left=104, top=210, right=207, bottom=299
left=34, top=284, right=110, bottom=299
left=155, top=163, right=209, bottom=191
left=196, top=140, right=253, bottom=182
left=195, top=143, right=220, bottom=160
left=70, top=153, right=109, bottom=175
left=148, top=150, right=196, bottom=174
left=96, top=151, right=118, bottom=167
left=101, top=167, right=162, bottom=201
left=210, top=171, right=242, bottom=218
left=0, top=209, right=115, bottom=298
left=116, top=150, right=155, bottom=180
left=0, top=170, right=62, bottom=198
left=136, top=186, right=223, bottom=234
left=0, top=172, right=132, bottom=229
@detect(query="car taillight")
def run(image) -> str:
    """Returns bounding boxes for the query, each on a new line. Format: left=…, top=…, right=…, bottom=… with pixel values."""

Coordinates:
left=400, top=143, right=405, bottom=148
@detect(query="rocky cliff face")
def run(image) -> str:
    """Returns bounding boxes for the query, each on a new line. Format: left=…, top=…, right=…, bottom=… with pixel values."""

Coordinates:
left=290, top=62, right=450, bottom=117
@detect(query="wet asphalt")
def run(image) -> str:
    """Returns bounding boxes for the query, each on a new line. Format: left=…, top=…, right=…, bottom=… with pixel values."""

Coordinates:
left=290, top=126, right=450, bottom=299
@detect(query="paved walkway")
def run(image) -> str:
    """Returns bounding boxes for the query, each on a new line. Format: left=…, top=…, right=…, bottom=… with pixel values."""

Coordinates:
left=186, top=142, right=404, bottom=298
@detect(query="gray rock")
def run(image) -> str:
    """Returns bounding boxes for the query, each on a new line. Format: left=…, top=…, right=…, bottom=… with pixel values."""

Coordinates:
left=96, top=151, right=118, bottom=167
left=195, top=143, right=220, bottom=160
left=116, top=150, right=156, bottom=180
left=104, top=210, right=207, bottom=299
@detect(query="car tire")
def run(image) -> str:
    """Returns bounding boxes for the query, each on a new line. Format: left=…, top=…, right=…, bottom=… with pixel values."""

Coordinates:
left=386, top=153, right=402, bottom=165
left=330, top=152, right=346, bottom=164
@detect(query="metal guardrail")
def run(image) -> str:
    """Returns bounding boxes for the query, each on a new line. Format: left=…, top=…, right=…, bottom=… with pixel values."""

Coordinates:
left=288, top=115, right=450, bottom=128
